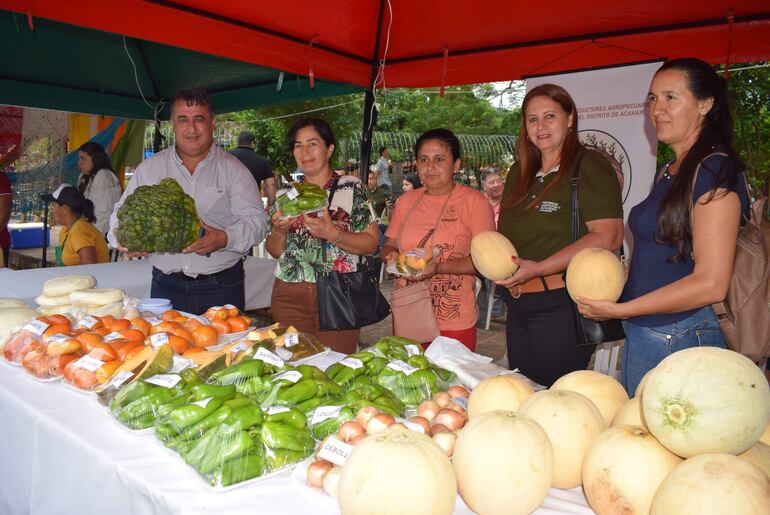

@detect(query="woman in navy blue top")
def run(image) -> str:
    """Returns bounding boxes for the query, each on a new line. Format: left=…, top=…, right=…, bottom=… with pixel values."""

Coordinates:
left=576, top=58, right=748, bottom=395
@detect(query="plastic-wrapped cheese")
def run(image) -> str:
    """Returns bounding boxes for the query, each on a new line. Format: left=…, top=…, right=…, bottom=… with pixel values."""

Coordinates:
left=0, top=307, right=38, bottom=342
left=38, top=305, right=72, bottom=316
left=42, top=275, right=96, bottom=296
left=35, top=293, right=72, bottom=307
left=0, top=298, right=29, bottom=309
left=70, top=288, right=125, bottom=306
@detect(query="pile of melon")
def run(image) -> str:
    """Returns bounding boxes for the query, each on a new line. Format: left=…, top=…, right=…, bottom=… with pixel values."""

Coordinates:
left=333, top=347, right=770, bottom=515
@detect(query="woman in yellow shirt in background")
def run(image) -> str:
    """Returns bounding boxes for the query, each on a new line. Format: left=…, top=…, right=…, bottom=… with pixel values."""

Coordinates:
left=42, top=184, right=109, bottom=266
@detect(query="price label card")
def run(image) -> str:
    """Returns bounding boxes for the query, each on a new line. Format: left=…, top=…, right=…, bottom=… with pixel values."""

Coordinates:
left=254, top=347, right=285, bottom=368
left=387, top=360, right=419, bottom=376
left=192, top=397, right=214, bottom=409
left=73, top=355, right=104, bottom=372
left=339, top=357, right=363, bottom=370
left=271, top=370, right=303, bottom=384
left=106, top=370, right=133, bottom=389
left=284, top=333, right=300, bottom=348
left=144, top=374, right=182, bottom=388
left=150, top=333, right=169, bottom=347
left=104, top=331, right=124, bottom=342
left=311, top=405, right=344, bottom=425
left=275, top=347, right=293, bottom=361
left=266, top=406, right=290, bottom=415
left=79, top=316, right=99, bottom=329
left=146, top=317, right=162, bottom=326
left=171, top=356, right=195, bottom=373
left=451, top=397, right=468, bottom=410
left=317, top=436, right=354, bottom=466
left=25, top=319, right=49, bottom=336
left=287, top=187, right=300, bottom=200
left=405, top=344, right=421, bottom=357
left=46, top=333, right=71, bottom=344
left=229, top=342, right=249, bottom=354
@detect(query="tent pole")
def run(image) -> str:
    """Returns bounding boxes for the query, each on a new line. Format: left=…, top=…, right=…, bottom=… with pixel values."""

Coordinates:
left=359, top=0, right=387, bottom=183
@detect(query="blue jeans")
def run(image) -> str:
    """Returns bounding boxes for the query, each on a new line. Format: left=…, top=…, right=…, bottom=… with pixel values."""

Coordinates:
left=622, top=306, right=727, bottom=395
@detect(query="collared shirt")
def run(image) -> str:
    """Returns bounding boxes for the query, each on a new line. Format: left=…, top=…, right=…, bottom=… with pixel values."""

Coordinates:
left=108, top=145, right=268, bottom=277
left=376, top=156, right=391, bottom=187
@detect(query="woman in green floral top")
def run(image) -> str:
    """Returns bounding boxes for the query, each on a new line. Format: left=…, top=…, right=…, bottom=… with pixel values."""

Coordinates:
left=265, top=118, right=379, bottom=353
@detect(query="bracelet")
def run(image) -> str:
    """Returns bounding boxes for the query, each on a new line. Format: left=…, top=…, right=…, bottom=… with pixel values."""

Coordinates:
left=332, top=230, right=344, bottom=245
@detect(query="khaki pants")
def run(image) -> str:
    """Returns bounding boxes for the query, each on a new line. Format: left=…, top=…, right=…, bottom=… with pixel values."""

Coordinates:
left=271, top=279, right=359, bottom=354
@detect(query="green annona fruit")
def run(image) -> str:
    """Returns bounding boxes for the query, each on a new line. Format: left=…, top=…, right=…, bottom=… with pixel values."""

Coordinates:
left=116, top=178, right=201, bottom=253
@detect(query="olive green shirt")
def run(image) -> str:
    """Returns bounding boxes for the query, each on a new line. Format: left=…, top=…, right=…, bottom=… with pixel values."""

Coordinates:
left=497, top=150, right=622, bottom=262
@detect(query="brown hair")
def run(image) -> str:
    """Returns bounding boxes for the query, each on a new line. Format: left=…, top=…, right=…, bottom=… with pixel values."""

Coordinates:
left=502, top=84, right=582, bottom=210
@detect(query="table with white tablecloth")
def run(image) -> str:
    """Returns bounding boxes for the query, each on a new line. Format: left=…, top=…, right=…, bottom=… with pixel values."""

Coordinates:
left=0, top=354, right=594, bottom=515
left=0, top=257, right=277, bottom=311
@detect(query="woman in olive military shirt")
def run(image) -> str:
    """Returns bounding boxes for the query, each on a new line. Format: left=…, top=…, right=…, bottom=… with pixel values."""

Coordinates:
left=495, top=84, right=624, bottom=387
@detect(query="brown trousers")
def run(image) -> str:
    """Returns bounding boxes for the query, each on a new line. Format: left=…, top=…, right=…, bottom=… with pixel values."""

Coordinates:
left=271, top=278, right=359, bottom=354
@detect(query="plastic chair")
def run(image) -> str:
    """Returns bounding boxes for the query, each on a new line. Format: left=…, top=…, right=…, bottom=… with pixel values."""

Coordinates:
left=592, top=340, right=624, bottom=379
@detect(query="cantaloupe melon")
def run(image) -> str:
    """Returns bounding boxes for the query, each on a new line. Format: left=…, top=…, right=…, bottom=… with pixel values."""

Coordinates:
left=551, top=370, right=628, bottom=426
left=466, top=374, right=534, bottom=419
left=565, top=247, right=624, bottom=303
left=470, top=231, right=519, bottom=281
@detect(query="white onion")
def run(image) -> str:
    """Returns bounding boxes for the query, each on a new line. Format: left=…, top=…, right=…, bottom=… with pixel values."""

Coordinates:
left=366, top=413, right=395, bottom=435
left=431, top=423, right=450, bottom=435
left=355, top=406, right=380, bottom=428
left=433, top=431, right=458, bottom=457
left=417, top=399, right=440, bottom=421
left=307, top=459, right=333, bottom=488
left=448, top=385, right=470, bottom=398
left=349, top=434, right=367, bottom=446
left=434, top=408, right=466, bottom=431
left=433, top=392, right=451, bottom=408
left=338, top=421, right=366, bottom=443
left=323, top=465, right=343, bottom=499
left=408, top=416, right=432, bottom=434
left=390, top=422, right=408, bottom=431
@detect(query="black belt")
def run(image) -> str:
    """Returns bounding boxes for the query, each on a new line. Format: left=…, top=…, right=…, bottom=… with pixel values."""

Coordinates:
left=155, top=261, right=242, bottom=282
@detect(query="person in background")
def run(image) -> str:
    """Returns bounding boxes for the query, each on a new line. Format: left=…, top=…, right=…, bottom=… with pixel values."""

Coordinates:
left=495, top=84, right=624, bottom=387
left=229, top=131, right=277, bottom=208
left=43, top=184, right=108, bottom=266
left=109, top=88, right=268, bottom=314
left=402, top=172, right=422, bottom=192
left=382, top=128, right=495, bottom=351
left=367, top=170, right=391, bottom=220
left=266, top=117, right=379, bottom=353
left=578, top=58, right=748, bottom=395
left=477, top=168, right=506, bottom=322
left=0, top=171, right=11, bottom=267
left=76, top=141, right=122, bottom=235
left=375, top=145, right=392, bottom=187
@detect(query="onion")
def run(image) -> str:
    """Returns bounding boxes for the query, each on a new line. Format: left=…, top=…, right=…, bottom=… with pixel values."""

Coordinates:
left=448, top=385, right=470, bottom=398
left=434, top=408, right=465, bottom=431
left=323, top=465, right=343, bottom=499
left=447, top=402, right=467, bottom=418
left=307, top=459, right=333, bottom=488
left=431, top=423, right=450, bottom=435
left=390, top=422, right=408, bottom=431
left=355, top=406, right=380, bottom=428
left=433, top=430, right=458, bottom=457
left=366, top=413, right=395, bottom=435
left=338, top=421, right=366, bottom=443
left=433, top=392, right=451, bottom=408
left=408, top=416, right=432, bottom=434
left=417, top=399, right=440, bottom=421
left=349, top=434, right=367, bottom=446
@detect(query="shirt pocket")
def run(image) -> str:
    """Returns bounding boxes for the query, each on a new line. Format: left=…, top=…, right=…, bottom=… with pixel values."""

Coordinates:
left=197, top=186, right=231, bottom=224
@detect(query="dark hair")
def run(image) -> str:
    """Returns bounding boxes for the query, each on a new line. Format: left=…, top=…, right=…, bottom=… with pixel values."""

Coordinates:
left=56, top=187, right=96, bottom=223
left=403, top=172, right=422, bottom=189
left=503, top=83, right=581, bottom=210
left=379, top=146, right=388, bottom=155
left=414, top=128, right=461, bottom=161
left=169, top=88, right=214, bottom=116
left=237, top=131, right=255, bottom=146
left=285, top=117, right=336, bottom=153
left=653, top=58, right=742, bottom=262
left=77, top=141, right=117, bottom=194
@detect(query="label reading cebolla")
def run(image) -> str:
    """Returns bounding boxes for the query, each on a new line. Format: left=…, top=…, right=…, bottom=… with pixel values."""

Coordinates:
left=339, top=357, right=363, bottom=370
left=150, top=333, right=169, bottom=347
left=106, top=370, right=134, bottom=389
left=254, top=347, right=285, bottom=368
left=192, top=397, right=214, bottom=409
left=386, top=360, right=418, bottom=376
left=25, top=319, right=49, bottom=336
left=271, top=370, right=303, bottom=384
left=73, top=354, right=104, bottom=372
left=405, top=344, right=421, bottom=357
left=287, top=187, right=300, bottom=200
left=275, top=347, right=293, bottom=361
left=146, top=317, right=162, bottom=326
left=79, top=316, right=99, bottom=329
left=266, top=406, right=290, bottom=415
left=317, top=436, right=354, bottom=466
left=284, top=333, right=300, bottom=348
left=229, top=342, right=249, bottom=354
left=144, top=374, right=182, bottom=388
left=451, top=397, right=468, bottom=410
left=104, top=331, right=124, bottom=342
left=311, top=405, right=344, bottom=425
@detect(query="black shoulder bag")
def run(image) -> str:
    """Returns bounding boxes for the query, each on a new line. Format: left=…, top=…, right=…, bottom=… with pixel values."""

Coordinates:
left=568, top=153, right=626, bottom=345
left=316, top=177, right=391, bottom=330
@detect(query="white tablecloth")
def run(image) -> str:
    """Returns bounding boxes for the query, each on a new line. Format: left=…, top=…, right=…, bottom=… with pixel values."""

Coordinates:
left=0, top=257, right=276, bottom=311
left=0, top=357, right=594, bottom=515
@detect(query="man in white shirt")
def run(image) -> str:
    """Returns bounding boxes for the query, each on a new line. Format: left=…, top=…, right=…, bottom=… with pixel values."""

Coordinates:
left=375, top=146, right=391, bottom=187
left=108, top=89, right=268, bottom=313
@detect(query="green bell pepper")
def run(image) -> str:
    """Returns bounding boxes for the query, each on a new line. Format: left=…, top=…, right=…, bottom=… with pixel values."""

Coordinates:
left=189, top=383, right=237, bottom=401
left=261, top=422, right=314, bottom=452
left=219, top=453, right=265, bottom=486
left=265, top=407, right=307, bottom=429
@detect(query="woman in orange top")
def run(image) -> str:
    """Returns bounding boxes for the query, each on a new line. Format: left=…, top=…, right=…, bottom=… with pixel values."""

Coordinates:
left=43, top=184, right=109, bottom=266
left=381, top=129, right=495, bottom=351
